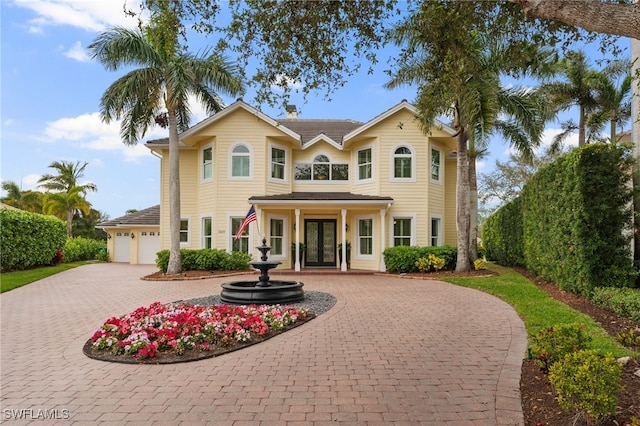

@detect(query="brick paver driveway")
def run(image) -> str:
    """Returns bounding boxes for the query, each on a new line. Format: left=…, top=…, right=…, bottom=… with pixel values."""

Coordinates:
left=1, top=263, right=527, bottom=425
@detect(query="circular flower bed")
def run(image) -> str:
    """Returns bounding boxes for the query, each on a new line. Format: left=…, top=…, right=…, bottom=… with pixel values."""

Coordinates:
left=84, top=301, right=311, bottom=364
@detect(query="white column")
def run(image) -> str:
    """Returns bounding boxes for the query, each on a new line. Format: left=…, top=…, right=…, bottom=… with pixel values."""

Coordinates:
left=341, top=208, right=347, bottom=271
left=379, top=208, right=387, bottom=271
left=295, top=208, right=301, bottom=271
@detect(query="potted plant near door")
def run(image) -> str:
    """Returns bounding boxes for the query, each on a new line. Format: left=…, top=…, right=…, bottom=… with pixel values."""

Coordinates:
left=337, top=241, right=351, bottom=269
left=291, top=242, right=306, bottom=265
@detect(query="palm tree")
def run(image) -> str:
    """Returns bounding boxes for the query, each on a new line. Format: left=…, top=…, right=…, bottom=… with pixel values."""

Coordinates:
left=541, top=51, right=602, bottom=148
left=1, top=180, right=43, bottom=212
left=88, top=21, right=243, bottom=274
left=592, top=59, right=632, bottom=143
left=387, top=27, right=553, bottom=270
left=42, top=186, right=92, bottom=237
left=37, top=160, right=97, bottom=237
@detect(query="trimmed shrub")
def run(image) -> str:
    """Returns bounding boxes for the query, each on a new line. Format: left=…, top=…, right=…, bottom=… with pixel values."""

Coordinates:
left=0, top=209, right=66, bottom=271
left=482, top=197, right=524, bottom=266
left=415, top=254, right=446, bottom=272
left=531, top=323, right=592, bottom=371
left=383, top=245, right=457, bottom=273
left=63, top=237, right=106, bottom=262
left=155, top=249, right=251, bottom=273
left=548, top=350, right=622, bottom=423
left=590, top=287, right=640, bottom=325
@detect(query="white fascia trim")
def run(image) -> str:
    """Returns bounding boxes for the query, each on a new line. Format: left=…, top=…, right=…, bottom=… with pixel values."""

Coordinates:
left=302, top=134, right=343, bottom=150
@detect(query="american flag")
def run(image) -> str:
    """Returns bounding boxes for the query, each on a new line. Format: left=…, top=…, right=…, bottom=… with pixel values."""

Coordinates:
left=234, top=205, right=256, bottom=241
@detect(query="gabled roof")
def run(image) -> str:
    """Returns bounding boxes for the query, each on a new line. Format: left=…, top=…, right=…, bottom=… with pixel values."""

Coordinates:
left=276, top=119, right=362, bottom=146
left=97, top=205, right=160, bottom=228
left=343, top=100, right=456, bottom=143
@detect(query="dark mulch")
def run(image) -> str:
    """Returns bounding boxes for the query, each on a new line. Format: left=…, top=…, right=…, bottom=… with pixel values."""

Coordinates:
left=515, top=268, right=640, bottom=426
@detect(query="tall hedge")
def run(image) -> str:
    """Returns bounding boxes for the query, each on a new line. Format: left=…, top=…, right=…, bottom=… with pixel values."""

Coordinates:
left=483, top=143, right=635, bottom=295
left=482, top=196, right=524, bottom=266
left=0, top=209, right=67, bottom=271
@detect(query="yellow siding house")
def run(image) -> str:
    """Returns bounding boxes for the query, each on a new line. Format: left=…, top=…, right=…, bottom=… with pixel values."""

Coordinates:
left=143, top=99, right=457, bottom=272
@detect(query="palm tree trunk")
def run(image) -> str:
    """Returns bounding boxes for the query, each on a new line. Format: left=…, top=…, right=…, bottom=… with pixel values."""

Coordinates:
left=468, top=153, right=479, bottom=263
left=455, top=129, right=471, bottom=272
left=610, top=118, right=617, bottom=143
left=66, top=208, right=73, bottom=238
left=166, top=108, right=182, bottom=275
left=578, top=105, right=586, bottom=146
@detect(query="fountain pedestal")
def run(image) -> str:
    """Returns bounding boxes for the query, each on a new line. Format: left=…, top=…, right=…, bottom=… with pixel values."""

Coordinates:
left=220, top=239, right=304, bottom=305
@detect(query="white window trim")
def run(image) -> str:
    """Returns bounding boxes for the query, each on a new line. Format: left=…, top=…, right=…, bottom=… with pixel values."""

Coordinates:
left=293, top=153, right=349, bottom=183
left=228, top=142, right=253, bottom=180
left=268, top=142, right=288, bottom=183
left=355, top=145, right=374, bottom=184
left=227, top=213, right=253, bottom=252
left=267, top=214, right=288, bottom=260
left=180, top=217, right=191, bottom=247
left=430, top=146, right=443, bottom=184
left=390, top=213, right=416, bottom=246
left=354, top=214, right=375, bottom=260
left=201, top=143, right=214, bottom=183
left=430, top=214, right=443, bottom=246
left=390, top=143, right=416, bottom=182
left=201, top=215, right=213, bottom=249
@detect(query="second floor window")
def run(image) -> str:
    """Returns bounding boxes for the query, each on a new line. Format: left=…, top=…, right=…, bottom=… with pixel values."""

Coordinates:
left=295, top=155, right=348, bottom=181
left=394, top=147, right=413, bottom=179
left=271, top=147, right=285, bottom=180
left=232, top=145, right=250, bottom=177
left=358, top=148, right=372, bottom=180
left=431, top=148, right=441, bottom=181
left=202, top=147, right=213, bottom=180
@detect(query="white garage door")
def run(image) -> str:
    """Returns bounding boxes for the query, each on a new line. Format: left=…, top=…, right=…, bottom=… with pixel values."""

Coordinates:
left=138, top=231, right=160, bottom=265
left=114, top=232, right=131, bottom=262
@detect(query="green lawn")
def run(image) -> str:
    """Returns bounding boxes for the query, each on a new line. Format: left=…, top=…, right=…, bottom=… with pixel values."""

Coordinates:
left=1, top=262, right=92, bottom=293
left=440, top=263, right=639, bottom=358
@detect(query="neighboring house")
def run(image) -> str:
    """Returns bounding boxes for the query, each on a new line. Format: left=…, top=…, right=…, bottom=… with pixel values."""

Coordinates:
left=143, top=99, right=458, bottom=272
left=97, top=205, right=160, bottom=264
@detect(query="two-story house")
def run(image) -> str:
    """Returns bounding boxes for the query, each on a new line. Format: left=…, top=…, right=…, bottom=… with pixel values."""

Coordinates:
left=101, top=99, right=458, bottom=271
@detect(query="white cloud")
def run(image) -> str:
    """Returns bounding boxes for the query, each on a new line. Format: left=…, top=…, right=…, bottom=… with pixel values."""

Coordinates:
left=270, top=74, right=304, bottom=92
left=21, top=174, right=42, bottom=191
left=13, top=0, right=145, bottom=33
left=540, top=127, right=579, bottom=149
left=64, top=41, right=89, bottom=62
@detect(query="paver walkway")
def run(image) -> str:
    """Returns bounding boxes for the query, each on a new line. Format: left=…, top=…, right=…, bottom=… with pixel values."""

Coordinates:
left=1, top=263, right=527, bottom=425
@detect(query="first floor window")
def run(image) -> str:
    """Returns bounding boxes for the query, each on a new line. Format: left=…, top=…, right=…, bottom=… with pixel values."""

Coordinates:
left=231, top=217, right=249, bottom=252
left=180, top=219, right=189, bottom=244
left=270, top=218, right=284, bottom=255
left=431, top=217, right=441, bottom=246
left=202, top=217, right=212, bottom=249
left=358, top=218, right=373, bottom=255
left=393, top=218, right=411, bottom=246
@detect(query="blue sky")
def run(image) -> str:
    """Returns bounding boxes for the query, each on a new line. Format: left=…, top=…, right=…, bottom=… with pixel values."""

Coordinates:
left=1, top=1, right=632, bottom=220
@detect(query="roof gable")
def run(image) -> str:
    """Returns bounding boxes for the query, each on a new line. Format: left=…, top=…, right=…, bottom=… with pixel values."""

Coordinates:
left=343, top=100, right=456, bottom=143
left=98, top=205, right=160, bottom=228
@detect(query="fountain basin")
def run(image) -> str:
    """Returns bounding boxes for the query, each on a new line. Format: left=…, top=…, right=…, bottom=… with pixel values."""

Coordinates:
left=220, top=280, right=305, bottom=305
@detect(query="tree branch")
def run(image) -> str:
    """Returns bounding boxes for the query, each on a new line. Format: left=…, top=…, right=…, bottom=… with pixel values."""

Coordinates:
left=511, top=0, right=640, bottom=40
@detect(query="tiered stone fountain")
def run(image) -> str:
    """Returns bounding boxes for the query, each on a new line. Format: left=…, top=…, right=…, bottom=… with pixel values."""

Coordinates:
left=220, top=238, right=305, bottom=304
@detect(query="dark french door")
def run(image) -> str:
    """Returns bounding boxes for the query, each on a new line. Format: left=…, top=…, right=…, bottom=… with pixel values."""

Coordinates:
left=304, top=219, right=336, bottom=267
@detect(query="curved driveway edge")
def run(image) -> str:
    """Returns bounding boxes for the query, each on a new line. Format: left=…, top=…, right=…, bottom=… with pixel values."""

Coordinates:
left=1, top=263, right=527, bottom=425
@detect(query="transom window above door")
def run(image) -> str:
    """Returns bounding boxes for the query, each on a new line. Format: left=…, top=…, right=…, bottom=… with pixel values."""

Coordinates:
left=294, top=154, right=348, bottom=181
